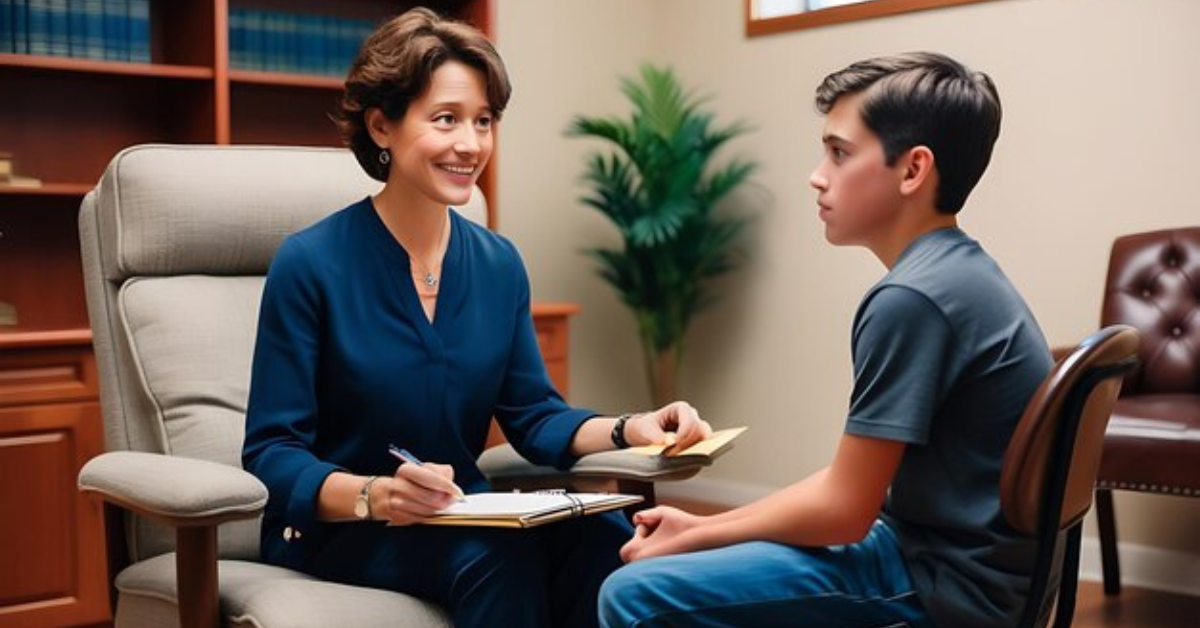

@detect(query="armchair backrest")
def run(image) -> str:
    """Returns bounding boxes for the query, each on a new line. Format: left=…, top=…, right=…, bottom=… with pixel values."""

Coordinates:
left=79, top=144, right=486, bottom=564
left=1101, top=227, right=1200, bottom=395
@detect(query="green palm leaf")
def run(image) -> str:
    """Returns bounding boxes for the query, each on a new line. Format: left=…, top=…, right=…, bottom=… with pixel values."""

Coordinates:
left=567, top=63, right=758, bottom=402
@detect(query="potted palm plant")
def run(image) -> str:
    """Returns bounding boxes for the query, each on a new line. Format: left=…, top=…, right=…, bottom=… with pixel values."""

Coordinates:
left=568, top=64, right=757, bottom=406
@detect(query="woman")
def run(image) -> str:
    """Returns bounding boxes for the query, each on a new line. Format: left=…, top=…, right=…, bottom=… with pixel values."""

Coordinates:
left=241, top=8, right=710, bottom=628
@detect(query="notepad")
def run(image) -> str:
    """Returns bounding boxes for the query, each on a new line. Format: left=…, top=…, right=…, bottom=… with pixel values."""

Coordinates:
left=625, top=426, right=747, bottom=458
left=422, top=492, right=644, bottom=528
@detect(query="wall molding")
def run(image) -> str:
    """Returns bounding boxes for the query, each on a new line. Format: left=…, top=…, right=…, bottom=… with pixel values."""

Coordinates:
left=658, top=478, right=1200, bottom=597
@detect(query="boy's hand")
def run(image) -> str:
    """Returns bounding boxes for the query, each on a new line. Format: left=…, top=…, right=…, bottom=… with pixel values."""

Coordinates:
left=626, top=401, right=713, bottom=451
left=620, top=506, right=708, bottom=562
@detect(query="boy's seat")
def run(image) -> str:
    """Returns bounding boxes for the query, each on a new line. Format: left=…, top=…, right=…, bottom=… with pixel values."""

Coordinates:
left=1000, top=325, right=1140, bottom=628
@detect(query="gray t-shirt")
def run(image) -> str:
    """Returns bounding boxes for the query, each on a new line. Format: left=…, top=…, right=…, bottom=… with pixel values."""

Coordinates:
left=846, top=228, right=1052, bottom=628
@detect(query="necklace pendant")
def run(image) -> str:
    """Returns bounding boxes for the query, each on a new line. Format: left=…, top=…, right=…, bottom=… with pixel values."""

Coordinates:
left=423, top=272, right=438, bottom=287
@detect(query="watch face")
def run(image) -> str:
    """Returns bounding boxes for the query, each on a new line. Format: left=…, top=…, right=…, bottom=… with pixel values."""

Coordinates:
left=354, top=498, right=369, bottom=519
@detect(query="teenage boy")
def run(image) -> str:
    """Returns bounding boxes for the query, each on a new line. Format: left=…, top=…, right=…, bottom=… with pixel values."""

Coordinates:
left=598, top=52, right=1053, bottom=628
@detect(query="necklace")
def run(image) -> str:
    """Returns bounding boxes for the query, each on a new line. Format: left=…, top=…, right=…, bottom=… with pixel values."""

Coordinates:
left=410, top=211, right=450, bottom=293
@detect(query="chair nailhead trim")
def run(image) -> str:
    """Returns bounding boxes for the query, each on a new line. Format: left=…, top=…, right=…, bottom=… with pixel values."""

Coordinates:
left=1096, top=480, right=1197, bottom=496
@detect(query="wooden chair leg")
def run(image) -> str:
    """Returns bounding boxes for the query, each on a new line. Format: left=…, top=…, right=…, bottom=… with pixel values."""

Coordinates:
left=176, top=525, right=219, bottom=628
left=1095, top=488, right=1121, bottom=596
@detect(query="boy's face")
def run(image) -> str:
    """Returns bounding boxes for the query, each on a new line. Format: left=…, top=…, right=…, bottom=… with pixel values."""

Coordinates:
left=809, top=93, right=906, bottom=248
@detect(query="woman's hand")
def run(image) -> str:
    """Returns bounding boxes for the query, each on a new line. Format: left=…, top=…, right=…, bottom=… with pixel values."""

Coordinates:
left=625, top=401, right=713, bottom=451
left=620, top=506, right=709, bottom=562
left=377, top=461, right=462, bottom=526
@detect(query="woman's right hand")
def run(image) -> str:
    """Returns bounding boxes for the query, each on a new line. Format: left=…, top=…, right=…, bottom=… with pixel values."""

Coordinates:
left=377, top=461, right=462, bottom=526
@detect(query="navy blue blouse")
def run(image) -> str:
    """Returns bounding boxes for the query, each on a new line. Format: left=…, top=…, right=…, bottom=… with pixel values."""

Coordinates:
left=243, top=198, right=595, bottom=558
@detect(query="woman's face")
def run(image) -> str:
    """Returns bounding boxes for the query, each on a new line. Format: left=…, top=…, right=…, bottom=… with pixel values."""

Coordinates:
left=378, top=60, right=495, bottom=207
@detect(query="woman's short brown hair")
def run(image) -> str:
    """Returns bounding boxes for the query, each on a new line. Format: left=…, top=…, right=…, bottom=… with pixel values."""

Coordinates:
left=333, top=8, right=511, bottom=182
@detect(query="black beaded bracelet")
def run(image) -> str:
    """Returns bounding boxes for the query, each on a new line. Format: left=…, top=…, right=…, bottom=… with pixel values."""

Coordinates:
left=611, top=413, right=634, bottom=449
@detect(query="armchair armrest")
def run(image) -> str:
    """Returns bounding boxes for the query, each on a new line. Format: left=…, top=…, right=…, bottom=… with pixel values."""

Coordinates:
left=78, top=451, right=268, bottom=628
left=78, top=451, right=266, bottom=528
left=479, top=444, right=710, bottom=484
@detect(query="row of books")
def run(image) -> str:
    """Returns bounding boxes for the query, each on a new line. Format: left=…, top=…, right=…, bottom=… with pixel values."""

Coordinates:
left=230, top=8, right=375, bottom=77
left=0, top=0, right=150, bottom=62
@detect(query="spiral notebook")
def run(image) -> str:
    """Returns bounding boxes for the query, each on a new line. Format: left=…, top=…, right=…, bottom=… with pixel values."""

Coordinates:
left=422, top=491, right=643, bottom=529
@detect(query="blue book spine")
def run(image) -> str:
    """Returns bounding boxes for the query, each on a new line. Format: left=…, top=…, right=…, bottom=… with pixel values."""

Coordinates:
left=46, top=0, right=66, bottom=55
left=102, top=0, right=126, bottom=60
left=339, top=18, right=357, bottom=76
left=26, top=0, right=48, bottom=55
left=228, top=7, right=244, bottom=69
left=260, top=9, right=276, bottom=71
left=321, top=15, right=337, bottom=76
left=303, top=14, right=324, bottom=76
left=243, top=8, right=261, bottom=70
left=126, top=0, right=146, bottom=62
left=278, top=11, right=296, bottom=73
left=1, top=0, right=13, bottom=53
left=266, top=10, right=283, bottom=72
left=12, top=0, right=27, bottom=53
left=80, top=0, right=100, bottom=58
left=66, top=0, right=85, bottom=57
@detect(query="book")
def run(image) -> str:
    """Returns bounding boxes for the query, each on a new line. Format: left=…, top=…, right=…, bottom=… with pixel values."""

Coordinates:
left=625, top=426, right=747, bottom=459
left=420, top=491, right=643, bottom=529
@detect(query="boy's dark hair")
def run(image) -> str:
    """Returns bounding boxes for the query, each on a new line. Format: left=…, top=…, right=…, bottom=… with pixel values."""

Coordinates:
left=333, top=8, right=512, bottom=182
left=815, top=52, right=1001, bottom=214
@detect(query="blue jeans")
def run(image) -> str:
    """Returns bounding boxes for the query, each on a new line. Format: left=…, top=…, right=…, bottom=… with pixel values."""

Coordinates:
left=599, top=520, right=936, bottom=628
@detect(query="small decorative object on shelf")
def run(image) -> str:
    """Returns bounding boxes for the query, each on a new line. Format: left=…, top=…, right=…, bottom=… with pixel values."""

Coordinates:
left=0, top=301, right=17, bottom=326
left=0, top=150, right=43, bottom=188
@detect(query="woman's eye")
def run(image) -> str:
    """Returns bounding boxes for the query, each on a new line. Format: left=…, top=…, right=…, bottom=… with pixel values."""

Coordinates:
left=434, top=114, right=456, bottom=126
left=476, top=116, right=493, bottom=130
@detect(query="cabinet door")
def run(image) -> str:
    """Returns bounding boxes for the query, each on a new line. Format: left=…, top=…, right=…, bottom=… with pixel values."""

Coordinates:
left=0, top=402, right=109, bottom=628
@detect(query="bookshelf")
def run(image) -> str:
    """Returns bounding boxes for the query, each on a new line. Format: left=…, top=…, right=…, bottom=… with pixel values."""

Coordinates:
left=0, top=2, right=494, bottom=627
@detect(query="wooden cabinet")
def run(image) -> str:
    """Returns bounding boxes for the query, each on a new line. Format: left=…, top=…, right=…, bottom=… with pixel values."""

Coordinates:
left=0, top=1, right=496, bottom=627
left=0, top=336, right=107, bottom=628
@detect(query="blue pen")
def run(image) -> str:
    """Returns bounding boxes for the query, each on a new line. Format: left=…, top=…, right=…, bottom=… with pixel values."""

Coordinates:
left=387, top=444, right=467, bottom=501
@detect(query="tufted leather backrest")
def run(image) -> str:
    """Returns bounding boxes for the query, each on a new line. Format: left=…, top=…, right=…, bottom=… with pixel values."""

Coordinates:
left=1101, top=228, right=1200, bottom=395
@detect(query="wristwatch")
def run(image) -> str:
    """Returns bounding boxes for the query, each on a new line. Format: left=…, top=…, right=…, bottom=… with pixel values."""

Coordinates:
left=612, top=413, right=636, bottom=449
left=354, top=476, right=381, bottom=520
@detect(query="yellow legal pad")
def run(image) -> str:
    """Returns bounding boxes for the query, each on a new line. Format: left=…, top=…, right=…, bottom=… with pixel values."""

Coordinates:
left=422, top=492, right=644, bottom=528
left=625, top=426, right=747, bottom=459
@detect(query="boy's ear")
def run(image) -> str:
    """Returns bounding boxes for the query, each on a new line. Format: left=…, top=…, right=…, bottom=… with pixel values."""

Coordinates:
left=899, top=145, right=936, bottom=198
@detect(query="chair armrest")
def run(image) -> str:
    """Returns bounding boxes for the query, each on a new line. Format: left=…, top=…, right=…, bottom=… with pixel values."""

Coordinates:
left=78, top=451, right=267, bottom=528
left=478, top=444, right=711, bottom=485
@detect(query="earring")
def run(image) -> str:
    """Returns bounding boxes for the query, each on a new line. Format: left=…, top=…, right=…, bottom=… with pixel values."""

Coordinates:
left=378, top=149, right=391, bottom=165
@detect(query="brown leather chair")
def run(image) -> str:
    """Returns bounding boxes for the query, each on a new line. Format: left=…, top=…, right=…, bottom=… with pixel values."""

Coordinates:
left=1001, top=325, right=1139, bottom=628
left=1092, top=228, right=1200, bottom=595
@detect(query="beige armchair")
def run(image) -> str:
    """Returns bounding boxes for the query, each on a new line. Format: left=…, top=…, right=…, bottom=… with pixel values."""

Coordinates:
left=76, top=144, right=715, bottom=628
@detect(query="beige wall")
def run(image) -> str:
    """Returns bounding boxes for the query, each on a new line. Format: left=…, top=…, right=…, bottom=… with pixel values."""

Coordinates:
left=496, top=0, right=1200, bottom=555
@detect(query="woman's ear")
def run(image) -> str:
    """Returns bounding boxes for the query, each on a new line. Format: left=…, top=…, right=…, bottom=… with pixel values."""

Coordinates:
left=899, top=145, right=935, bottom=198
left=364, top=108, right=391, bottom=148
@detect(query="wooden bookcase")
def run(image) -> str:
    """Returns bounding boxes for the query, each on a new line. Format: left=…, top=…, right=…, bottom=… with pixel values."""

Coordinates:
left=0, top=2, right=495, bottom=627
